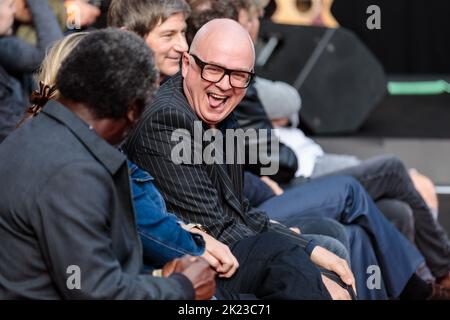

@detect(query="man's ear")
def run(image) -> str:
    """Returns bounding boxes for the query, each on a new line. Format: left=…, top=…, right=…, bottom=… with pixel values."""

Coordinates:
left=126, top=102, right=143, bottom=124
left=181, top=52, right=190, bottom=78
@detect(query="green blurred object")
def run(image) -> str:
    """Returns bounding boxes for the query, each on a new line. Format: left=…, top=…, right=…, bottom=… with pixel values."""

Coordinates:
left=388, top=80, right=450, bottom=95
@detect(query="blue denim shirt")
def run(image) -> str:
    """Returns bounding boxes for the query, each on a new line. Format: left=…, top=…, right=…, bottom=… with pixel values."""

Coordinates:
left=129, top=162, right=205, bottom=269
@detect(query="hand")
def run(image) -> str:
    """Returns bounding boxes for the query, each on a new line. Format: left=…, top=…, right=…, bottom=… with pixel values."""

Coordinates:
left=321, top=275, right=351, bottom=300
left=162, top=255, right=216, bottom=300
left=190, top=228, right=239, bottom=278
left=260, top=176, right=284, bottom=196
left=65, top=0, right=100, bottom=28
left=310, top=246, right=356, bottom=295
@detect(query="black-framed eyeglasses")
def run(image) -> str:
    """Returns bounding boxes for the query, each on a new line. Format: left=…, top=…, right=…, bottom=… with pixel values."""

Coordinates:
left=190, top=53, right=255, bottom=89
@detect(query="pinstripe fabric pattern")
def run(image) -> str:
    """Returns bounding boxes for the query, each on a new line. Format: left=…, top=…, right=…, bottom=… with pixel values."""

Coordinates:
left=124, top=73, right=309, bottom=248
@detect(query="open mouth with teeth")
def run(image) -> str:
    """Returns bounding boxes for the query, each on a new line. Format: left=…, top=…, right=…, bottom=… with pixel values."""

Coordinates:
left=207, top=93, right=229, bottom=109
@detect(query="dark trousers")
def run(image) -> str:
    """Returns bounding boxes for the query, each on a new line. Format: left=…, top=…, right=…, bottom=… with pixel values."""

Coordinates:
left=375, top=198, right=415, bottom=243
left=345, top=224, right=389, bottom=299
left=329, top=155, right=450, bottom=278
left=268, top=212, right=389, bottom=299
left=259, top=175, right=424, bottom=298
left=216, top=231, right=332, bottom=300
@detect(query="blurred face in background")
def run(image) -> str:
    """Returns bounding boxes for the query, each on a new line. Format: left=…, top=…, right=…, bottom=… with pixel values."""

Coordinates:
left=145, top=12, right=189, bottom=77
left=0, top=0, right=16, bottom=36
left=13, top=0, right=31, bottom=23
left=238, top=4, right=262, bottom=43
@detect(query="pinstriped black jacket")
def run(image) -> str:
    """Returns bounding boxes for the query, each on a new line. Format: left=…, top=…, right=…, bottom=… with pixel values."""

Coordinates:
left=0, top=100, right=194, bottom=299
left=124, top=73, right=311, bottom=250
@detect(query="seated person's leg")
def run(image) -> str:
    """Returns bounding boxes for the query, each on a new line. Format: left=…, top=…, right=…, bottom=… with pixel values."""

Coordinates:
left=287, top=217, right=351, bottom=257
left=376, top=199, right=434, bottom=284
left=375, top=198, right=415, bottom=243
left=409, top=168, right=438, bottom=216
left=310, top=153, right=361, bottom=179
left=217, top=231, right=332, bottom=300
left=329, top=156, right=450, bottom=280
left=261, top=174, right=426, bottom=298
left=302, top=233, right=350, bottom=267
left=345, top=224, right=389, bottom=300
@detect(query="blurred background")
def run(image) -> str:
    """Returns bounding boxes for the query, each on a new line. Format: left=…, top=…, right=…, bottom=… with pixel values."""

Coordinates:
left=255, top=0, right=450, bottom=234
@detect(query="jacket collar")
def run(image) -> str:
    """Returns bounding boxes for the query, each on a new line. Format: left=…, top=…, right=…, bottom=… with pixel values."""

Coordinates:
left=42, top=100, right=127, bottom=175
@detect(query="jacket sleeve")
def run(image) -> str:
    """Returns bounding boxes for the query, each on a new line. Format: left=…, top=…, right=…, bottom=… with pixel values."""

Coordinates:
left=35, top=161, right=193, bottom=300
left=124, top=108, right=261, bottom=246
left=0, top=68, right=28, bottom=143
left=233, top=85, right=299, bottom=183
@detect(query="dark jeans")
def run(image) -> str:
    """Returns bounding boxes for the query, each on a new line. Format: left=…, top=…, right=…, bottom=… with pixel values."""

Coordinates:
left=260, top=175, right=424, bottom=298
left=328, top=155, right=450, bottom=278
left=285, top=174, right=416, bottom=245
left=216, top=231, right=332, bottom=300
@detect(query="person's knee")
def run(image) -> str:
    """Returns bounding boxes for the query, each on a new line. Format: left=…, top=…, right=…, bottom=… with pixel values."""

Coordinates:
left=319, top=218, right=350, bottom=251
left=330, top=175, right=362, bottom=191
left=333, top=175, right=369, bottom=199
left=303, top=234, right=350, bottom=263
left=378, top=155, right=407, bottom=174
left=376, top=198, right=415, bottom=242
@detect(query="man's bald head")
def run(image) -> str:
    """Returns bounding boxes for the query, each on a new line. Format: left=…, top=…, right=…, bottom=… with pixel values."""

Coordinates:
left=181, top=18, right=255, bottom=128
left=190, top=18, right=255, bottom=65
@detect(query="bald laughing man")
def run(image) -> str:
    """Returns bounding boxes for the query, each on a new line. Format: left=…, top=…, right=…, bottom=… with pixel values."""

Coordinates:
left=123, top=18, right=363, bottom=299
